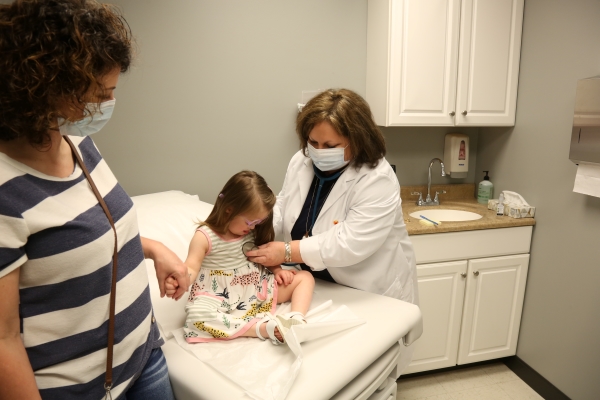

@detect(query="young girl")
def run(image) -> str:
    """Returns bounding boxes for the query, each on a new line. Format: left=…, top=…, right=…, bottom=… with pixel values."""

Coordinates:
left=167, top=171, right=315, bottom=345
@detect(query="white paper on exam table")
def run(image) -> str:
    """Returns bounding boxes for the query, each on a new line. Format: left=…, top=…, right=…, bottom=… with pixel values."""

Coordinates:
left=171, top=300, right=365, bottom=400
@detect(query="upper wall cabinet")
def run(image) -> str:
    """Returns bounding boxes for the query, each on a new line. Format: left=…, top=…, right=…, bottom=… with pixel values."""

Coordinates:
left=366, top=0, right=524, bottom=127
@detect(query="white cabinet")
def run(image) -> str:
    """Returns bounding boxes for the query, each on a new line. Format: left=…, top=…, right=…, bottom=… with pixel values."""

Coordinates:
left=403, top=227, right=532, bottom=374
left=458, top=254, right=529, bottom=364
left=366, top=0, right=524, bottom=127
left=406, top=261, right=467, bottom=373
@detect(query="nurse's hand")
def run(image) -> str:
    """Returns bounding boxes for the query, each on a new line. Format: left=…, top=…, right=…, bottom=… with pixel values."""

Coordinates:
left=246, top=241, right=285, bottom=267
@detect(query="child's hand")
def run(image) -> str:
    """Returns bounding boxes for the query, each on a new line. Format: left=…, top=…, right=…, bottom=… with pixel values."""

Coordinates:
left=274, top=268, right=296, bottom=286
left=165, top=276, right=179, bottom=299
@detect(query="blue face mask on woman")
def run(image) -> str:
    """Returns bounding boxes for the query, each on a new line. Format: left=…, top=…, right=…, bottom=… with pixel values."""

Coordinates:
left=59, top=99, right=116, bottom=137
left=307, top=142, right=350, bottom=171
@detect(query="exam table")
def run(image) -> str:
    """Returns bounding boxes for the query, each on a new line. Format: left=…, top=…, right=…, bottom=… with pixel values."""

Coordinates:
left=133, top=191, right=422, bottom=400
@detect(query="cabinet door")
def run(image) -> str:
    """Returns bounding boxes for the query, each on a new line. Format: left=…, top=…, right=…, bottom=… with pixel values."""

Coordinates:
left=387, top=0, right=461, bottom=126
left=457, top=254, right=529, bottom=364
left=454, top=0, right=524, bottom=126
left=404, top=260, right=467, bottom=374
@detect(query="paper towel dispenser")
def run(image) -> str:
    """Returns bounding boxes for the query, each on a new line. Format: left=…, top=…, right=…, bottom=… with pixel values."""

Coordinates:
left=569, top=75, right=600, bottom=165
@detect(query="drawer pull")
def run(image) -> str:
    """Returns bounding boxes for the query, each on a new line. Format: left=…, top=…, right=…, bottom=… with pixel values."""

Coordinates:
left=473, top=271, right=479, bottom=276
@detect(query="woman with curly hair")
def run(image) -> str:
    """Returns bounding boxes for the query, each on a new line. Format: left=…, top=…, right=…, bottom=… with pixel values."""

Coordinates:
left=0, top=1, right=186, bottom=399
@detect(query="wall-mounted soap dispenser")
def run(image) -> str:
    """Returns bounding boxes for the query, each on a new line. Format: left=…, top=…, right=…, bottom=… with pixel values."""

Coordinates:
left=444, top=133, right=469, bottom=178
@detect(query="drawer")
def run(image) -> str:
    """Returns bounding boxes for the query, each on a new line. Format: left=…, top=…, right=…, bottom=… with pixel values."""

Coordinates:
left=410, top=226, right=533, bottom=264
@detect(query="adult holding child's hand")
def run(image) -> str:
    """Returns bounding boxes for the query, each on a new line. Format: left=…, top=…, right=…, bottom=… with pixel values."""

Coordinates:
left=0, top=1, right=185, bottom=398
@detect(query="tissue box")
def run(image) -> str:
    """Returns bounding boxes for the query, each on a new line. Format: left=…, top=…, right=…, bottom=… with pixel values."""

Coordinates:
left=487, top=198, right=536, bottom=218
left=488, top=191, right=536, bottom=219
left=504, top=203, right=535, bottom=218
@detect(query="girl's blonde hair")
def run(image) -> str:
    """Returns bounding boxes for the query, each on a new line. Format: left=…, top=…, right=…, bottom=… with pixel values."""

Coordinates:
left=202, top=171, right=275, bottom=246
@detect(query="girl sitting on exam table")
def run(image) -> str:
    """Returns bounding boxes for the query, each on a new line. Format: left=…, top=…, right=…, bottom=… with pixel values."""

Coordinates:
left=166, top=171, right=315, bottom=345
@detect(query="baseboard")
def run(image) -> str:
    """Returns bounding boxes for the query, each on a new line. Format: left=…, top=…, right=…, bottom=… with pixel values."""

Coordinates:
left=503, top=356, right=570, bottom=400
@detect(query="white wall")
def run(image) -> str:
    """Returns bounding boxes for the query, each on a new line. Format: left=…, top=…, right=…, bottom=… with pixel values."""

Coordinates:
left=476, top=1, right=600, bottom=398
left=96, top=0, right=476, bottom=202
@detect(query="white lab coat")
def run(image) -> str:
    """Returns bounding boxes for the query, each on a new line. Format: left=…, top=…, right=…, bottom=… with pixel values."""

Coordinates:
left=273, top=150, right=418, bottom=306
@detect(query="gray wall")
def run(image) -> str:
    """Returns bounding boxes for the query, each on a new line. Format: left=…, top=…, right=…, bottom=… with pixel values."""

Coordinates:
left=96, top=0, right=369, bottom=202
left=96, top=0, right=475, bottom=202
left=476, top=1, right=600, bottom=398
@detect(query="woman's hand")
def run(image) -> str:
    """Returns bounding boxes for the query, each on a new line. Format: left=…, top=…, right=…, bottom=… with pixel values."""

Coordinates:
left=141, top=237, right=190, bottom=300
left=273, top=268, right=297, bottom=286
left=246, top=241, right=285, bottom=267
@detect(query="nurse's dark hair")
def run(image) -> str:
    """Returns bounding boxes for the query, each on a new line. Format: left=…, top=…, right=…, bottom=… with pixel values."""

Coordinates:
left=296, top=89, right=386, bottom=169
left=202, top=171, right=276, bottom=246
left=0, top=0, right=133, bottom=147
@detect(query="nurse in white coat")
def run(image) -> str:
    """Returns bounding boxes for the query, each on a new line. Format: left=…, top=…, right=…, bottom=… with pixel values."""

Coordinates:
left=246, top=89, right=418, bottom=306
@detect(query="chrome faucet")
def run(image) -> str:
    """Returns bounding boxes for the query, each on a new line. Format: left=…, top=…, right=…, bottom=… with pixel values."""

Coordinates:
left=411, top=158, right=447, bottom=206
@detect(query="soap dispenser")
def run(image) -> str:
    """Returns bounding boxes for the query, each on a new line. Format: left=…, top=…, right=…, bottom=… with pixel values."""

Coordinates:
left=477, top=171, right=494, bottom=204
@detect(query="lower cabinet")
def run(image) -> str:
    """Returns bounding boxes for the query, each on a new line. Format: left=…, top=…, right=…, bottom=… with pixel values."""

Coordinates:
left=404, top=253, right=530, bottom=374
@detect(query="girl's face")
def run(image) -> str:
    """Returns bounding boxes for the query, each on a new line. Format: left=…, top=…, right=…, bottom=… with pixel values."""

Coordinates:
left=228, top=207, right=270, bottom=237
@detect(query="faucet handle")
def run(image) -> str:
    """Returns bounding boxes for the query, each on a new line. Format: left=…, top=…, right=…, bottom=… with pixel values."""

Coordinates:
left=411, top=191, right=424, bottom=206
left=434, top=190, right=447, bottom=203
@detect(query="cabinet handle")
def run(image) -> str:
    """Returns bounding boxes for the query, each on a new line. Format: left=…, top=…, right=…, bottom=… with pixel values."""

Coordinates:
left=449, top=111, right=455, bottom=116
left=460, top=273, right=466, bottom=278
left=462, top=110, right=468, bottom=116
left=473, top=271, right=479, bottom=276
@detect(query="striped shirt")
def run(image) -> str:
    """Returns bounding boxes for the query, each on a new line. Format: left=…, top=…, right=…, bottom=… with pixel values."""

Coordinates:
left=0, top=136, right=162, bottom=399
left=198, top=225, right=254, bottom=270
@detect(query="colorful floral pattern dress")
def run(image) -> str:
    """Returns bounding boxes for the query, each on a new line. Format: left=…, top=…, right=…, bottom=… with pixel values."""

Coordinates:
left=183, top=226, right=278, bottom=342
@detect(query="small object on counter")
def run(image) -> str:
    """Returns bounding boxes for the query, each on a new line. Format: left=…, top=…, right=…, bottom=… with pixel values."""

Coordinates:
left=487, top=199, right=499, bottom=211
left=501, top=191, right=535, bottom=218
left=419, top=215, right=441, bottom=226
left=477, top=171, right=494, bottom=204
left=496, top=193, right=505, bottom=216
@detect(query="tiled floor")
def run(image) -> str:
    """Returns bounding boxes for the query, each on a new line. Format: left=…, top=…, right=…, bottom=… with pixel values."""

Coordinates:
left=397, top=362, right=544, bottom=400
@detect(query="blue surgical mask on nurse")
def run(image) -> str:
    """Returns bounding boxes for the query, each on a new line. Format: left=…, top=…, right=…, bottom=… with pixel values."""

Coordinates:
left=58, top=99, right=116, bottom=137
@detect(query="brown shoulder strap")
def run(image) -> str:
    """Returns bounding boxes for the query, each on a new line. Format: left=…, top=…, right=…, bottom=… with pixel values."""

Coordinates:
left=64, top=136, right=118, bottom=398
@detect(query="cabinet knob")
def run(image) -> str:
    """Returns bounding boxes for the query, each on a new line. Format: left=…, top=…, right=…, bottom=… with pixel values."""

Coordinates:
left=462, top=110, right=468, bottom=116
left=449, top=111, right=455, bottom=116
left=473, top=271, right=479, bottom=276
left=461, top=273, right=467, bottom=278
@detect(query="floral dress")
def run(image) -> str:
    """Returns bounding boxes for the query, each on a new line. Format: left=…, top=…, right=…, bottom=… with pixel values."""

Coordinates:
left=183, top=226, right=278, bottom=342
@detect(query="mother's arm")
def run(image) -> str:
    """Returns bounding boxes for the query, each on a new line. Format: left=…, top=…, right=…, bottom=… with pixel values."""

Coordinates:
left=0, top=268, right=42, bottom=400
left=141, top=237, right=190, bottom=300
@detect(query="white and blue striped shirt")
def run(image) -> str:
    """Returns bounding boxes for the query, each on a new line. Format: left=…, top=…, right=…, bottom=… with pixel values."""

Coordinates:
left=0, top=136, right=162, bottom=399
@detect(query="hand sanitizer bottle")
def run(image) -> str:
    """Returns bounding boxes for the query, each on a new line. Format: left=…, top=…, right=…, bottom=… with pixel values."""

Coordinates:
left=477, top=171, right=494, bottom=204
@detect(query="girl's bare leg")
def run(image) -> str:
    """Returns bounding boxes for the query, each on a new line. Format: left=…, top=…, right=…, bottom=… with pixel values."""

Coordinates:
left=241, top=271, right=315, bottom=342
left=276, top=270, right=315, bottom=315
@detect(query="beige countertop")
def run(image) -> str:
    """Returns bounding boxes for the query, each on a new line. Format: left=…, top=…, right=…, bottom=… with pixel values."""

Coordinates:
left=400, top=184, right=536, bottom=236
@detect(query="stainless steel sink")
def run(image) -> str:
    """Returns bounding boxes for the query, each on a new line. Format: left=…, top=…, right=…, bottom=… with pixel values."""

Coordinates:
left=409, top=209, right=482, bottom=222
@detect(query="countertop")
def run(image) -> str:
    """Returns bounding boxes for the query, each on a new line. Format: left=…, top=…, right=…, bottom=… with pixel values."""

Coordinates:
left=400, top=184, right=536, bottom=236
